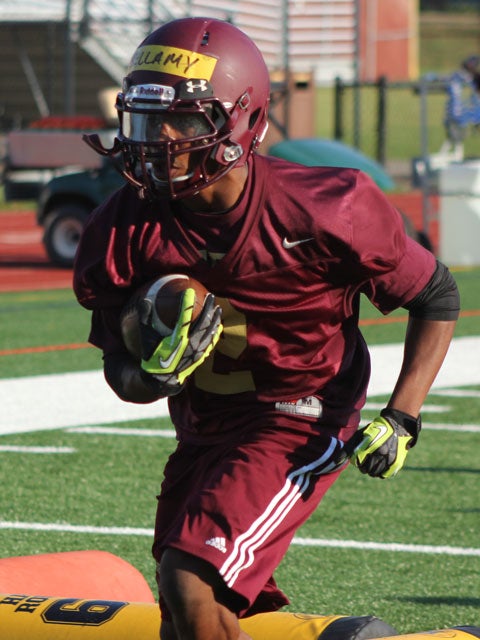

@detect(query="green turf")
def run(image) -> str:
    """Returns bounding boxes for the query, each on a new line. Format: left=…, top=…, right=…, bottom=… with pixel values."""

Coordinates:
left=359, top=266, right=479, bottom=344
left=0, top=270, right=478, bottom=633
left=277, top=546, right=479, bottom=630
left=0, top=289, right=99, bottom=376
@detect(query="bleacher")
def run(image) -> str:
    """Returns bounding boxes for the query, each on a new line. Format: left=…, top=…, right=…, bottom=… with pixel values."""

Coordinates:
left=0, top=0, right=357, bottom=127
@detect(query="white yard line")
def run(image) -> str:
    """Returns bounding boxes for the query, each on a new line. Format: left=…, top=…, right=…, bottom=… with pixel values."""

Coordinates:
left=430, top=388, right=480, bottom=398
left=366, top=336, right=480, bottom=396
left=0, top=445, right=75, bottom=453
left=0, top=336, right=479, bottom=436
left=69, top=424, right=478, bottom=436
left=364, top=402, right=451, bottom=413
left=0, top=520, right=478, bottom=557
left=0, top=521, right=153, bottom=536
left=0, top=370, right=170, bottom=435
left=291, top=538, right=480, bottom=557
left=418, top=423, right=480, bottom=433
left=358, top=421, right=480, bottom=432
left=68, top=426, right=177, bottom=437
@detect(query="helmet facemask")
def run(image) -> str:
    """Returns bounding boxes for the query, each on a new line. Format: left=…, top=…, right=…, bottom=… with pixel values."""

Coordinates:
left=115, top=81, right=245, bottom=200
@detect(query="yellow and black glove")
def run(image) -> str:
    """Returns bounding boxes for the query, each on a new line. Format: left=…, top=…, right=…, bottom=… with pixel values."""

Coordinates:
left=348, top=408, right=421, bottom=479
left=139, top=290, right=222, bottom=391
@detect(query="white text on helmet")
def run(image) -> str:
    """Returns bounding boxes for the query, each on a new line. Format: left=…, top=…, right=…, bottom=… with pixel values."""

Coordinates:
left=124, top=84, right=175, bottom=109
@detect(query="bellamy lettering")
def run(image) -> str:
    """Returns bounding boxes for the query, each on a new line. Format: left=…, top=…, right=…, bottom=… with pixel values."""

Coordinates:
left=129, top=45, right=217, bottom=80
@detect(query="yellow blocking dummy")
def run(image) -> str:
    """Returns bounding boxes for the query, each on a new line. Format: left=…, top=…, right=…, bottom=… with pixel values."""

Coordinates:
left=0, top=594, right=478, bottom=640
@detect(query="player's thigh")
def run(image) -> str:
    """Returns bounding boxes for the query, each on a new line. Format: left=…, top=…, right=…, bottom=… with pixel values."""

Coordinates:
left=155, top=422, right=346, bottom=610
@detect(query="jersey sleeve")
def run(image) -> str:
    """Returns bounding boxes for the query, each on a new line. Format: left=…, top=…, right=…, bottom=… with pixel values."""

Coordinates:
left=331, top=170, right=437, bottom=315
left=73, top=185, right=151, bottom=354
left=362, top=235, right=437, bottom=314
left=86, top=307, right=128, bottom=354
left=73, top=186, right=138, bottom=311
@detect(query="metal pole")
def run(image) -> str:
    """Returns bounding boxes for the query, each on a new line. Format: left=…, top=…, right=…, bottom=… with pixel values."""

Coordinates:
left=281, top=0, right=290, bottom=139
left=334, top=77, right=344, bottom=141
left=147, top=0, right=154, bottom=32
left=64, top=0, right=75, bottom=115
left=12, top=27, right=50, bottom=118
left=419, top=75, right=431, bottom=239
left=376, top=75, right=387, bottom=165
left=353, top=0, right=361, bottom=148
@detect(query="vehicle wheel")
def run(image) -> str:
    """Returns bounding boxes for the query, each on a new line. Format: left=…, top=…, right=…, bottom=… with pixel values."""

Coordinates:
left=43, top=204, right=89, bottom=268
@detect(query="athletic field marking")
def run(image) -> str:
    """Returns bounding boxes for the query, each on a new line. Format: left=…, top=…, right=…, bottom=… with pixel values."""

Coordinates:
left=430, top=389, right=480, bottom=398
left=292, top=537, right=480, bottom=557
left=1, top=337, right=479, bottom=436
left=68, top=426, right=176, bottom=438
left=358, top=309, right=480, bottom=327
left=0, top=520, right=478, bottom=557
left=0, top=370, right=170, bottom=436
left=0, top=343, right=92, bottom=357
left=364, top=402, right=451, bottom=413
left=68, top=424, right=478, bottom=437
left=356, top=421, right=480, bottom=433
left=0, top=521, right=153, bottom=536
left=418, top=423, right=480, bottom=433
left=0, top=445, right=75, bottom=453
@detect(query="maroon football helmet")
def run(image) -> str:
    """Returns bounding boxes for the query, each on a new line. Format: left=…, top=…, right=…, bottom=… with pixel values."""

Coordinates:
left=85, top=17, right=270, bottom=200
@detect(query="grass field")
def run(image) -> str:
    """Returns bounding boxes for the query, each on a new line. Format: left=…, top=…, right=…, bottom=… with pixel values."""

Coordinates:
left=0, top=268, right=479, bottom=634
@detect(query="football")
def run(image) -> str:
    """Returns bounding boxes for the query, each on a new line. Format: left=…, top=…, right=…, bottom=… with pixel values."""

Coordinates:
left=120, top=274, right=208, bottom=360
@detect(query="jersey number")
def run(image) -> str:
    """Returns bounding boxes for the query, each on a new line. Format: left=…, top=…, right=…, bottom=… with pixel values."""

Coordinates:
left=194, top=298, right=255, bottom=394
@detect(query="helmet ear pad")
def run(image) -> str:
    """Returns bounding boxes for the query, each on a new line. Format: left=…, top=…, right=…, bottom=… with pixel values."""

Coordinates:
left=211, top=89, right=269, bottom=168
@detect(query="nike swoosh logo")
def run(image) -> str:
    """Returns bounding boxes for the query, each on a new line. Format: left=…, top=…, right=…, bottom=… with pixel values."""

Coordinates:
left=368, top=423, right=389, bottom=448
left=282, top=237, right=314, bottom=249
left=159, top=340, right=183, bottom=369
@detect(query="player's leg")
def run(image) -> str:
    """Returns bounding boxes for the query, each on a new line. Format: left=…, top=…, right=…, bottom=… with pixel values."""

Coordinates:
left=153, top=415, right=353, bottom=639
left=154, top=441, right=252, bottom=640
left=158, top=548, right=252, bottom=640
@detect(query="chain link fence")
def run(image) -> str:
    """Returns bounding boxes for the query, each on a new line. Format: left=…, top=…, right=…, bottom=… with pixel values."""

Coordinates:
left=328, top=76, right=480, bottom=188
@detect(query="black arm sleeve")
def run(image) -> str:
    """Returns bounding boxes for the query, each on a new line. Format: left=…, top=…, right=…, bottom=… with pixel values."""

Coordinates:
left=403, top=260, right=460, bottom=321
left=103, top=352, right=168, bottom=403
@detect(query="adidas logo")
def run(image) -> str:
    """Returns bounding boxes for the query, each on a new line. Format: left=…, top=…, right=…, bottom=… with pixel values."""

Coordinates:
left=205, top=536, right=227, bottom=554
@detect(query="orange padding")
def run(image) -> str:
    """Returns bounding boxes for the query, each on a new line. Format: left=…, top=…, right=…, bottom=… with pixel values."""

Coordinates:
left=0, top=551, right=155, bottom=602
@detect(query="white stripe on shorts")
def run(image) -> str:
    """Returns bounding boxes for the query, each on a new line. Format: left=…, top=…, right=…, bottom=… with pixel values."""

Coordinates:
left=219, top=436, right=343, bottom=587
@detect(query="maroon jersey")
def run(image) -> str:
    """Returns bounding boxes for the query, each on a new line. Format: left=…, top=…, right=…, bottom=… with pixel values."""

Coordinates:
left=74, top=154, right=436, bottom=442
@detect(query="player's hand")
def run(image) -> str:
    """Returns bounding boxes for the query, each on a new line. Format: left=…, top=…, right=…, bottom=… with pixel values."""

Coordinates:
left=139, top=291, right=222, bottom=384
left=139, top=369, right=185, bottom=398
left=348, top=408, right=421, bottom=478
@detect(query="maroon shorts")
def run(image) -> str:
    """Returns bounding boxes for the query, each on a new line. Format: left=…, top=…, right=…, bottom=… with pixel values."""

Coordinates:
left=152, top=412, right=356, bottom=619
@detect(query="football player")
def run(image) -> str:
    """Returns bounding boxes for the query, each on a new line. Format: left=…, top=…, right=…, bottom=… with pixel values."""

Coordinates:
left=73, top=17, right=460, bottom=640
